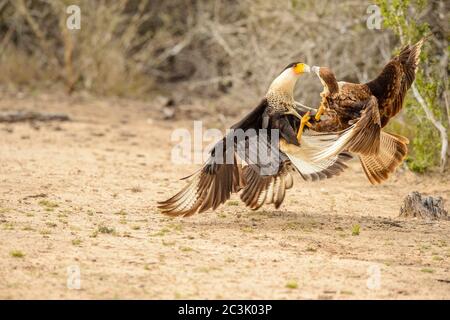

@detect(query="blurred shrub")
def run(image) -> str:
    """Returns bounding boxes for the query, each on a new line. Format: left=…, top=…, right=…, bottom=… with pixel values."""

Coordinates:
left=0, top=0, right=394, bottom=102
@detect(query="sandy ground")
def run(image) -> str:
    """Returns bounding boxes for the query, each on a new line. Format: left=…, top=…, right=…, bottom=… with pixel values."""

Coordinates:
left=0, top=93, right=449, bottom=300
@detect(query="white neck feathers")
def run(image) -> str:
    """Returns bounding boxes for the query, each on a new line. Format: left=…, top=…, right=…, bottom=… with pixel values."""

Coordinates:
left=268, top=68, right=300, bottom=96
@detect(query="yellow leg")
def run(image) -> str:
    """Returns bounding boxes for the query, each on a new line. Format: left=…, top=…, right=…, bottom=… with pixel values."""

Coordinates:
left=296, top=112, right=312, bottom=143
left=314, top=103, right=326, bottom=121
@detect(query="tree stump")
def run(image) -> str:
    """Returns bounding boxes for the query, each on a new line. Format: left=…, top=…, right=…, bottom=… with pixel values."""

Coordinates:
left=399, top=191, right=448, bottom=220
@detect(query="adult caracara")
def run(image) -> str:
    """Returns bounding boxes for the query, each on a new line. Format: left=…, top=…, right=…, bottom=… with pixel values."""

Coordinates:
left=307, top=38, right=425, bottom=184
left=158, top=62, right=352, bottom=217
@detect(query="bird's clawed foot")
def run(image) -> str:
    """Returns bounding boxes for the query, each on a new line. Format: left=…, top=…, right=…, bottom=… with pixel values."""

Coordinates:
left=314, top=103, right=325, bottom=121
left=296, top=111, right=312, bottom=143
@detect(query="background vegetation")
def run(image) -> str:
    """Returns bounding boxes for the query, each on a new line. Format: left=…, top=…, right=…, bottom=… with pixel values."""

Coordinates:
left=0, top=0, right=448, bottom=171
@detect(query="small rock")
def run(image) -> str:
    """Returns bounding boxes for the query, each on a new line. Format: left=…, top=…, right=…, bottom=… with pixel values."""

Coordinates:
left=162, top=106, right=175, bottom=120
left=155, top=95, right=171, bottom=108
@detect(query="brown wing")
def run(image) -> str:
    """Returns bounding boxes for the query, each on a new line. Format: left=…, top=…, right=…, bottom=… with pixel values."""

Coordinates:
left=311, top=95, right=410, bottom=185
left=366, top=38, right=425, bottom=125
left=157, top=154, right=245, bottom=217
left=312, top=96, right=381, bottom=161
left=240, top=162, right=294, bottom=210
left=157, top=99, right=269, bottom=217
left=310, top=97, right=409, bottom=185
left=311, top=105, right=409, bottom=185
left=240, top=149, right=352, bottom=210
left=344, top=96, right=381, bottom=155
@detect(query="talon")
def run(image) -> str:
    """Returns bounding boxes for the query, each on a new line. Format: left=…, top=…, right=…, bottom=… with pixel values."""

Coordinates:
left=296, top=111, right=312, bottom=143
left=301, top=111, right=311, bottom=124
left=315, top=104, right=325, bottom=121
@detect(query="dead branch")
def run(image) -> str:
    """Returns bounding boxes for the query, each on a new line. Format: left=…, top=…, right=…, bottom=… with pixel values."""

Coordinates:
left=0, top=111, right=71, bottom=123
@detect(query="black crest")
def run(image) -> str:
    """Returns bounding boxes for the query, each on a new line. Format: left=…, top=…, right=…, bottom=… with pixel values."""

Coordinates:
left=283, top=61, right=301, bottom=71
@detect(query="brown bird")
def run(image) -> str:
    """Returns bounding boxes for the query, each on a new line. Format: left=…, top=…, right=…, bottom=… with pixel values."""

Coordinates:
left=158, top=62, right=352, bottom=217
left=307, top=38, right=425, bottom=184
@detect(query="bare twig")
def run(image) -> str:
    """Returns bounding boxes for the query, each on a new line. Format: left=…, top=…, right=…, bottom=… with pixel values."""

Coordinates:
left=412, top=84, right=448, bottom=171
left=153, top=33, right=194, bottom=67
left=444, top=88, right=450, bottom=129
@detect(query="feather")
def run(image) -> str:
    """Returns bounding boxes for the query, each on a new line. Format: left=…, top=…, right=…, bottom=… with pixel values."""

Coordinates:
left=359, top=131, right=408, bottom=184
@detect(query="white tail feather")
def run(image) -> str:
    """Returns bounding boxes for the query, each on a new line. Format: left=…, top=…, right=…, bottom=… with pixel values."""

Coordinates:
left=279, top=129, right=350, bottom=179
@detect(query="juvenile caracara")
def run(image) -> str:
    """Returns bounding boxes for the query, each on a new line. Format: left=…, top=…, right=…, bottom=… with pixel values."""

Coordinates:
left=308, top=38, right=426, bottom=184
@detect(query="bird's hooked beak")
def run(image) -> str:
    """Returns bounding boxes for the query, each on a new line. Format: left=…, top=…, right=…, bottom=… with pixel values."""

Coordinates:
left=311, top=66, right=320, bottom=75
left=293, top=63, right=311, bottom=75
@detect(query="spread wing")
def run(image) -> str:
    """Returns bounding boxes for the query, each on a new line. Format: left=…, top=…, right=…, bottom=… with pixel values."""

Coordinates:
left=310, top=97, right=409, bottom=185
left=343, top=96, right=381, bottom=155
left=157, top=152, right=245, bottom=217
left=365, top=38, right=424, bottom=125
left=240, top=162, right=294, bottom=210
left=158, top=99, right=268, bottom=217
left=278, top=128, right=352, bottom=181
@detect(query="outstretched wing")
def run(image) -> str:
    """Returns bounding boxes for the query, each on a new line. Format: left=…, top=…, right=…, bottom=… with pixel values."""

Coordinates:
left=279, top=130, right=352, bottom=181
left=158, top=99, right=268, bottom=217
left=157, top=152, right=245, bottom=217
left=366, top=38, right=425, bottom=125
left=342, top=96, right=381, bottom=155
left=240, top=161, right=294, bottom=210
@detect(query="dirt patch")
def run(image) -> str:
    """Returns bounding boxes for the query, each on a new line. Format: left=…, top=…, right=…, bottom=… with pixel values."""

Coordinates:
left=0, top=94, right=449, bottom=299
